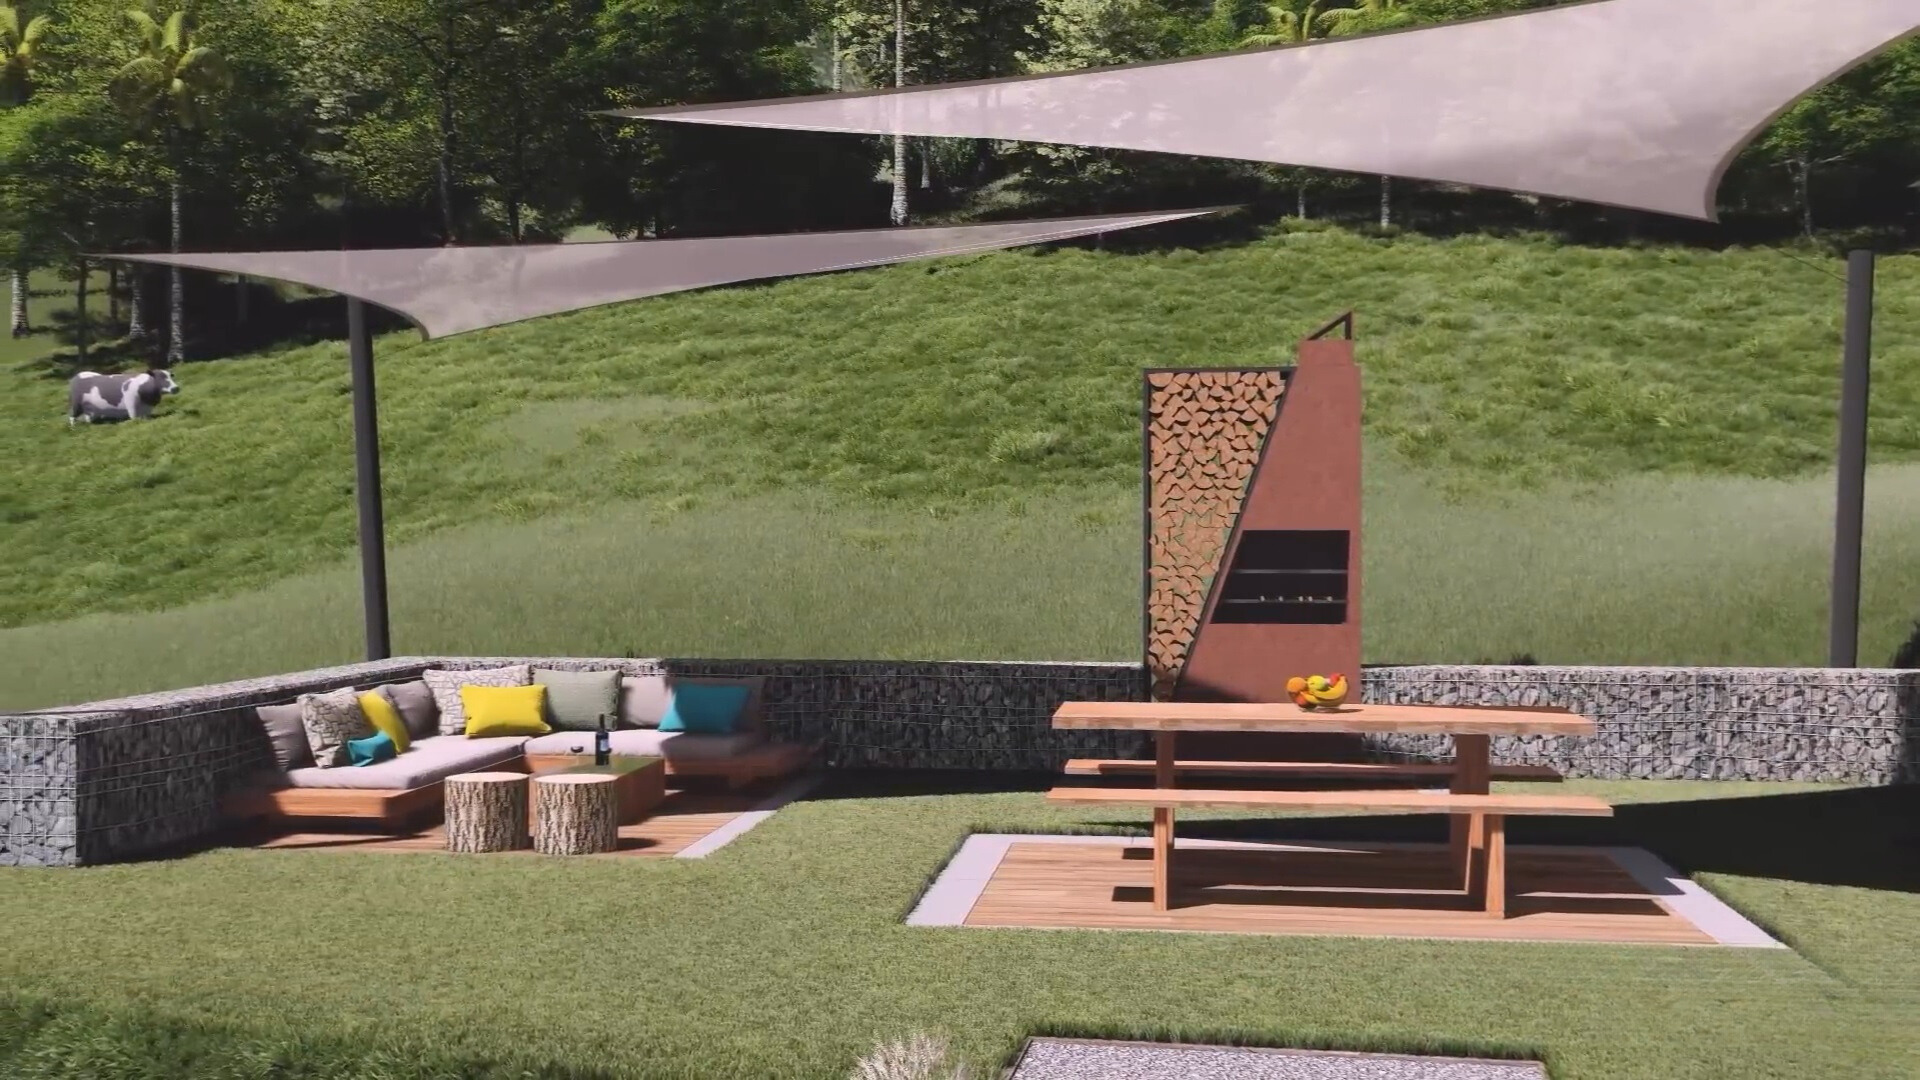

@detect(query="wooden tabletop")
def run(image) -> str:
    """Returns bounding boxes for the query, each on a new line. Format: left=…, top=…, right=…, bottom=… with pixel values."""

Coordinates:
left=1052, top=700, right=1596, bottom=736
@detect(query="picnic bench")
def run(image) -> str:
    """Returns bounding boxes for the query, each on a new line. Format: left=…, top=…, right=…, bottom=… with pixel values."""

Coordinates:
left=1049, top=700, right=1609, bottom=916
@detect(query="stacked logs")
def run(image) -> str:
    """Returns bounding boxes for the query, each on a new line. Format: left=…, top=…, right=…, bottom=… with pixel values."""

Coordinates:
left=1144, top=369, right=1286, bottom=700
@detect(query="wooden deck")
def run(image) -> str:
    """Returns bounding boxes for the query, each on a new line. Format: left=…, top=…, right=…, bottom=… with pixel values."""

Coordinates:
left=234, top=788, right=761, bottom=858
left=963, top=840, right=1716, bottom=945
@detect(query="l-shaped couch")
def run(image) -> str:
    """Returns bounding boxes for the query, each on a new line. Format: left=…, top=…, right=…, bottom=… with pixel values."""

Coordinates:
left=225, top=666, right=817, bottom=830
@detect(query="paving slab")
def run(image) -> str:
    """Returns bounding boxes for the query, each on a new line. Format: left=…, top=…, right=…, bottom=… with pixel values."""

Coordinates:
left=1009, top=1039, right=1547, bottom=1080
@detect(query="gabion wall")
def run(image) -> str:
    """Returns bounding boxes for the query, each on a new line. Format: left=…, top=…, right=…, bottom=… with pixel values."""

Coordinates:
left=3, top=658, right=1913, bottom=867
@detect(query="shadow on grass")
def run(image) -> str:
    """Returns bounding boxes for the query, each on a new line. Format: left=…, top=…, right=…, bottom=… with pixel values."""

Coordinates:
left=811, top=772, right=1920, bottom=895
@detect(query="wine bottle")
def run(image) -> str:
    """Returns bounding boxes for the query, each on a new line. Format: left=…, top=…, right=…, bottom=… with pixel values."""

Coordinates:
left=594, top=713, right=611, bottom=766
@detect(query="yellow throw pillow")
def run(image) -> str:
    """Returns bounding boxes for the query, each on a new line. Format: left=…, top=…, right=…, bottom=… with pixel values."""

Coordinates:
left=357, top=690, right=411, bottom=755
left=461, top=684, right=552, bottom=738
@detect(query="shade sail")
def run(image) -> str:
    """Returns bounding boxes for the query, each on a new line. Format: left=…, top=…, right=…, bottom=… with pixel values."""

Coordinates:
left=606, top=0, right=1920, bottom=221
left=93, top=209, right=1217, bottom=339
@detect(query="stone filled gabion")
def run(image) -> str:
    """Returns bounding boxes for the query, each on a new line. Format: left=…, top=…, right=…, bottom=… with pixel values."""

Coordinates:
left=4, top=658, right=1914, bottom=867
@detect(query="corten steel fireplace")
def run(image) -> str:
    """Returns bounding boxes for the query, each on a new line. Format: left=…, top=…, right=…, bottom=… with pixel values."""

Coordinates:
left=1141, top=314, right=1363, bottom=758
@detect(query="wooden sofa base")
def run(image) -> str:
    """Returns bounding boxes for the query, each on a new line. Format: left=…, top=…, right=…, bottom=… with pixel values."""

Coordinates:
left=227, top=740, right=819, bottom=827
left=222, top=780, right=459, bottom=831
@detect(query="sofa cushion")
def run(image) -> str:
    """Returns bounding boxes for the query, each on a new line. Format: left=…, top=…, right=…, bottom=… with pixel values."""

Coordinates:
left=534, top=668, right=621, bottom=731
left=281, top=734, right=528, bottom=790
left=347, top=730, right=397, bottom=766
left=424, top=665, right=531, bottom=736
left=668, top=675, right=767, bottom=736
left=660, top=682, right=750, bottom=734
left=358, top=691, right=411, bottom=754
left=256, top=703, right=314, bottom=771
left=621, top=674, right=670, bottom=729
left=299, top=687, right=376, bottom=769
left=523, top=728, right=763, bottom=761
left=379, top=680, right=440, bottom=741
left=462, top=684, right=551, bottom=738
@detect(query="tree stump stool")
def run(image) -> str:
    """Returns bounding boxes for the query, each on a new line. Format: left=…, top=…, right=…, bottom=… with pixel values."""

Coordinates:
left=444, top=772, right=530, bottom=853
left=531, top=774, right=620, bottom=855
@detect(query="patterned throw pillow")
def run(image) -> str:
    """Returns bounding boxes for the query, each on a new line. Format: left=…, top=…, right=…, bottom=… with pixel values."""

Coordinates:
left=298, top=687, right=377, bottom=769
left=423, top=665, right=532, bottom=736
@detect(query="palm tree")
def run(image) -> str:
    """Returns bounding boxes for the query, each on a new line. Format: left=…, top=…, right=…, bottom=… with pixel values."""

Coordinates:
left=1238, top=1, right=1326, bottom=47
left=2, top=2, right=51, bottom=337
left=109, top=7, right=229, bottom=365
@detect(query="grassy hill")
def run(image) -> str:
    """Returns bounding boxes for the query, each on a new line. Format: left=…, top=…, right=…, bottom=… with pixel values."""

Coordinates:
left=7, top=222, right=1920, bottom=706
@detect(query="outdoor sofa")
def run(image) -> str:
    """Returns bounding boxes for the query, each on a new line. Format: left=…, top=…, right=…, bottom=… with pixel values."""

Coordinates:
left=224, top=666, right=817, bottom=830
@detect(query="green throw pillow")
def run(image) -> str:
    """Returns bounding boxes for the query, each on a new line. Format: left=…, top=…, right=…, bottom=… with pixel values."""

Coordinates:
left=533, top=668, right=622, bottom=731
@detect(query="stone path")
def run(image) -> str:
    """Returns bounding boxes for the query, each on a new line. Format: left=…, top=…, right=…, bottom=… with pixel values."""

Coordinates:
left=1008, top=1039, right=1547, bottom=1080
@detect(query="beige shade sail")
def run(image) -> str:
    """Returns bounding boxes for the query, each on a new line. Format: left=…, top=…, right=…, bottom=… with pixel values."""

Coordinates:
left=607, top=0, right=1920, bottom=221
left=93, top=209, right=1218, bottom=339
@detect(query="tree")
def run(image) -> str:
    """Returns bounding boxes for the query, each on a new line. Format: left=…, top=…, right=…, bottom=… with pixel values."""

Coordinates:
left=1314, top=0, right=1406, bottom=227
left=0, top=92, right=158, bottom=366
left=109, top=6, right=231, bottom=363
left=0, top=2, right=48, bottom=105
left=1237, top=0, right=1327, bottom=46
left=2, top=2, right=51, bottom=337
left=890, top=0, right=906, bottom=224
left=831, top=0, right=1046, bottom=194
left=463, top=0, right=597, bottom=242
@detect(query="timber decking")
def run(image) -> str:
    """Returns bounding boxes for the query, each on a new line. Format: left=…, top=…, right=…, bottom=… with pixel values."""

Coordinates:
left=236, top=788, right=761, bottom=858
left=961, top=839, right=1717, bottom=945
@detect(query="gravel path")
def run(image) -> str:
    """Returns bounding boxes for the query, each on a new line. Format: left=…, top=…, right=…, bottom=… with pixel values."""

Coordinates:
left=1009, top=1039, right=1547, bottom=1080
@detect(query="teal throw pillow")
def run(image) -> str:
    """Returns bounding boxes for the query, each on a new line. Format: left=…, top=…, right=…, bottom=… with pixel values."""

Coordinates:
left=659, top=683, right=750, bottom=734
left=347, top=730, right=396, bottom=766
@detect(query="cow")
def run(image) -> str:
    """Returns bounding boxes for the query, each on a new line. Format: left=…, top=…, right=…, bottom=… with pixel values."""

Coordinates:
left=68, top=368, right=181, bottom=426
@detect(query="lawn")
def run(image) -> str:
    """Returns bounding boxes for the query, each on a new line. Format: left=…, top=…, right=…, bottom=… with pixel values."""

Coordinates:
left=9, top=452, right=1920, bottom=710
left=7, top=225, right=1920, bottom=706
left=0, top=778, right=1916, bottom=1079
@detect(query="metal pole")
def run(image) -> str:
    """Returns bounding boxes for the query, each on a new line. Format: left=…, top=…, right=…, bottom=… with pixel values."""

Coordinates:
left=347, top=297, right=392, bottom=661
left=1829, top=249, right=1874, bottom=668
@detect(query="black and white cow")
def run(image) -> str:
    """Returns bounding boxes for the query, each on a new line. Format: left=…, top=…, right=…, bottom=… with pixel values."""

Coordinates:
left=68, top=369, right=181, bottom=426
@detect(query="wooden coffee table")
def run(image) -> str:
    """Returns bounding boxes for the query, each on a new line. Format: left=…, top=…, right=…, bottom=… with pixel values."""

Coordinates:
left=527, top=755, right=665, bottom=827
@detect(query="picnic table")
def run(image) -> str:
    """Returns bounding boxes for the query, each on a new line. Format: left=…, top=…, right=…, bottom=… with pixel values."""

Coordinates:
left=1049, top=700, right=1606, bottom=915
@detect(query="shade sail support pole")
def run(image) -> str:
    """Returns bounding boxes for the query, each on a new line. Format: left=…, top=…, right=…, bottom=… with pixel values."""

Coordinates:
left=1830, top=249, right=1874, bottom=668
left=347, top=296, right=392, bottom=661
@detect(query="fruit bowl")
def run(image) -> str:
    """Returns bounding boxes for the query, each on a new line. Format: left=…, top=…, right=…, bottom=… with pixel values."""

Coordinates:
left=1285, top=673, right=1349, bottom=710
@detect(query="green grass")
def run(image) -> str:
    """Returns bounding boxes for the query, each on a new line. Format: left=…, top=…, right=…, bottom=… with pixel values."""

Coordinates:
left=9, top=449, right=1920, bottom=709
left=7, top=225, right=1920, bottom=635
left=0, top=780, right=1915, bottom=1078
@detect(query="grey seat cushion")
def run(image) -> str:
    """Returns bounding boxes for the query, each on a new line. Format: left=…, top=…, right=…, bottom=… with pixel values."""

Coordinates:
left=522, top=728, right=763, bottom=760
left=281, top=734, right=528, bottom=790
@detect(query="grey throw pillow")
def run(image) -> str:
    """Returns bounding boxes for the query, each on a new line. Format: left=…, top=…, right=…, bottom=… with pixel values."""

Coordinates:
left=298, top=687, right=376, bottom=769
left=256, top=702, right=314, bottom=771
left=533, top=668, right=621, bottom=731
left=620, top=674, right=671, bottom=729
left=423, top=665, right=531, bottom=736
left=378, top=680, right=440, bottom=741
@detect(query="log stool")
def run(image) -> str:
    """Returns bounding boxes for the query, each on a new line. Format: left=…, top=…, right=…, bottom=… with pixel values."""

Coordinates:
left=531, top=773, right=620, bottom=855
left=444, top=772, right=530, bottom=853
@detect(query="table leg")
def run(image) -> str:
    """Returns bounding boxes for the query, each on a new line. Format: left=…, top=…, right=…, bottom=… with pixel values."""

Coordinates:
left=1154, top=731, right=1176, bottom=911
left=1153, top=805, right=1174, bottom=911
left=1481, top=814, right=1507, bottom=918
left=1450, top=734, right=1490, bottom=890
